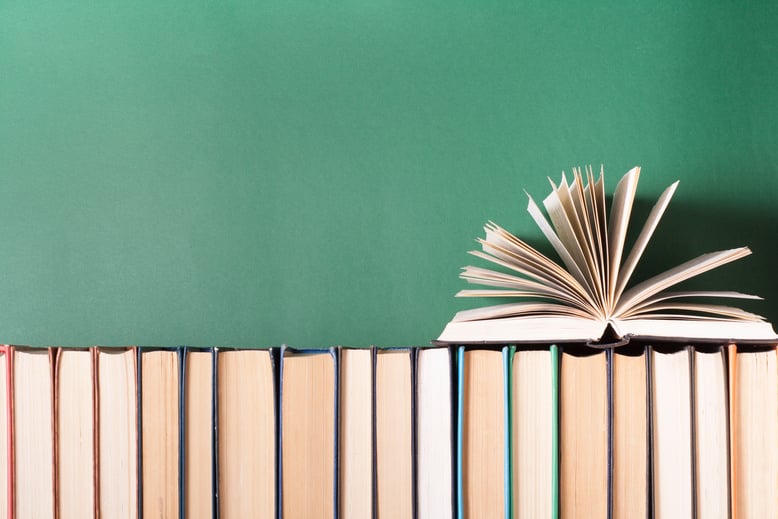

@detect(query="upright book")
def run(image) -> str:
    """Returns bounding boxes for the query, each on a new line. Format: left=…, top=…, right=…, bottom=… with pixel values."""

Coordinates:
left=182, top=347, right=215, bottom=519
left=13, top=348, right=55, bottom=519
left=729, top=345, right=778, bottom=517
left=280, top=346, right=338, bottom=519
left=416, top=346, right=454, bottom=519
left=511, top=345, right=558, bottom=519
left=457, top=346, right=509, bottom=519
left=559, top=347, right=607, bottom=518
left=139, top=347, right=181, bottom=519
left=375, top=348, right=415, bottom=519
left=693, top=346, right=729, bottom=519
left=55, top=348, right=97, bottom=519
left=340, top=347, right=374, bottom=519
left=651, top=346, right=694, bottom=518
left=611, top=345, right=648, bottom=519
left=217, top=348, right=276, bottom=518
left=437, top=166, right=777, bottom=345
left=97, top=347, right=138, bottom=519
left=0, top=346, right=11, bottom=519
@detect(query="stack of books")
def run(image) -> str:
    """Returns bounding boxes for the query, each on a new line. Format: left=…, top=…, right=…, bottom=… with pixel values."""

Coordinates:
left=1, top=343, right=776, bottom=518
left=1, top=167, right=776, bottom=518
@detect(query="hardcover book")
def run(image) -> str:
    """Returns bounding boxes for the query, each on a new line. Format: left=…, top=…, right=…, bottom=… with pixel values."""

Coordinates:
left=280, top=346, right=338, bottom=519
left=375, top=348, right=415, bottom=519
left=13, top=348, right=55, bottom=519
left=182, top=347, right=215, bottom=519
left=97, top=347, right=138, bottom=519
left=55, top=348, right=96, bottom=519
left=457, top=346, right=509, bottom=519
left=217, top=348, right=276, bottom=518
left=339, top=347, right=374, bottom=519
left=437, top=167, right=777, bottom=345
left=416, top=346, right=454, bottom=519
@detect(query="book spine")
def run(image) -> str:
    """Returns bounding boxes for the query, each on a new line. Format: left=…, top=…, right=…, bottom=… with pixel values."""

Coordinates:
left=727, top=344, right=737, bottom=519
left=720, top=345, right=731, bottom=519
left=606, top=348, right=613, bottom=519
left=1, top=346, right=13, bottom=519
left=448, top=346, right=456, bottom=519
left=46, top=348, right=57, bottom=519
left=456, top=346, right=464, bottom=519
left=643, top=345, right=651, bottom=519
left=177, top=347, right=185, bottom=519
left=211, top=347, right=220, bottom=519
left=91, top=347, right=99, bottom=519
left=135, top=347, right=142, bottom=519
left=273, top=347, right=281, bottom=519
left=647, top=346, right=654, bottom=519
left=506, top=346, right=516, bottom=519
left=410, top=347, right=417, bottom=519
left=550, top=344, right=559, bottom=519
left=331, top=346, right=341, bottom=519
left=52, top=348, right=61, bottom=519
left=502, top=346, right=510, bottom=519
left=370, top=346, right=377, bottom=519
left=687, top=346, right=697, bottom=519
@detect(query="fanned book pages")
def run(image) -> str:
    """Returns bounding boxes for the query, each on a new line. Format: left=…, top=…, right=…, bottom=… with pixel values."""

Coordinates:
left=437, top=166, right=777, bottom=345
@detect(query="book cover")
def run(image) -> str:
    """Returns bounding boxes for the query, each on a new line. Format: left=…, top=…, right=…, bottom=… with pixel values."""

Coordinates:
left=437, top=167, right=777, bottom=345
left=0, top=345, right=12, bottom=519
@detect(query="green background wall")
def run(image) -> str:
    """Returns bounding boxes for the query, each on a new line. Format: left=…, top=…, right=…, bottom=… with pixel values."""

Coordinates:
left=1, top=2, right=776, bottom=347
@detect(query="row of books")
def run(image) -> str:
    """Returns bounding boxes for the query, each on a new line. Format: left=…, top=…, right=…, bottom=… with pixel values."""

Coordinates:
left=0, top=343, right=776, bottom=518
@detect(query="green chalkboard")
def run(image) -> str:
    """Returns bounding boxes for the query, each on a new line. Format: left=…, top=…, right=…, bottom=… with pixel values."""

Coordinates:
left=1, top=2, right=776, bottom=347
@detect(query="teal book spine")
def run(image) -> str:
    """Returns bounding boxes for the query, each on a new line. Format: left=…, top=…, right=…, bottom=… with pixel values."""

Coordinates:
left=503, top=346, right=512, bottom=519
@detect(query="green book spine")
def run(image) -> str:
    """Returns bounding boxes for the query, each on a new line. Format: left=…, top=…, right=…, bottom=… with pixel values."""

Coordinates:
left=507, top=346, right=516, bottom=519
left=551, top=344, right=560, bottom=519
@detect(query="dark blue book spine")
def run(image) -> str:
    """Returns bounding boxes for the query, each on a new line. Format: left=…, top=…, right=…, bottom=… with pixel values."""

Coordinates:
left=456, top=346, right=464, bottom=519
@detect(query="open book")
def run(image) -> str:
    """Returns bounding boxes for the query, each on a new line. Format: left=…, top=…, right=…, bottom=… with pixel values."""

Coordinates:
left=437, top=166, right=778, bottom=345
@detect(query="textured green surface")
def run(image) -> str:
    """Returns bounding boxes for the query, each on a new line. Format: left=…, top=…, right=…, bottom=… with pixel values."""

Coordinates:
left=1, top=2, right=777, bottom=346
